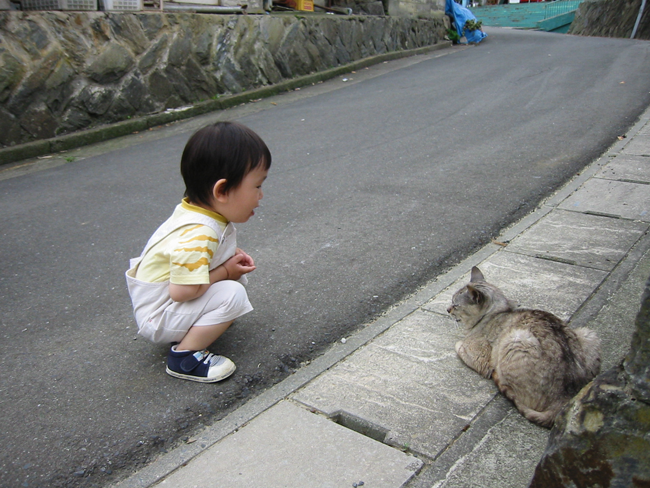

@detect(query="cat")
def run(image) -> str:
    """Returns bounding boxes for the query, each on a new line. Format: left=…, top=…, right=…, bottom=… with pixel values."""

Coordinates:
left=447, top=266, right=601, bottom=428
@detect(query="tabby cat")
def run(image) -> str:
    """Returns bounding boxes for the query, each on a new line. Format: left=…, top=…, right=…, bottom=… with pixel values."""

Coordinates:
left=447, top=266, right=601, bottom=428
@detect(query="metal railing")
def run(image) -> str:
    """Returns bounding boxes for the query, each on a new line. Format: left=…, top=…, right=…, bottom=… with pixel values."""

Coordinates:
left=543, top=0, right=584, bottom=19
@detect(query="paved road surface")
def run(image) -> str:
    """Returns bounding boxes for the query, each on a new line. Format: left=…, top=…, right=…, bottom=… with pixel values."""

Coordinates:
left=1, top=28, right=650, bottom=487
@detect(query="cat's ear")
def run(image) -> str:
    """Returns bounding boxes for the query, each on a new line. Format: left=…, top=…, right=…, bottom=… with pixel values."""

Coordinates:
left=466, top=285, right=484, bottom=305
left=470, top=267, right=485, bottom=283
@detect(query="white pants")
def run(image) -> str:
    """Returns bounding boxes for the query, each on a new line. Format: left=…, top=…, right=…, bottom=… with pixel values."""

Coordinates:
left=141, top=280, right=252, bottom=344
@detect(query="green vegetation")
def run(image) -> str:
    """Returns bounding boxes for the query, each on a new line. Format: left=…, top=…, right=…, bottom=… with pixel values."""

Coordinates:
left=464, top=19, right=483, bottom=31
left=446, top=27, right=461, bottom=43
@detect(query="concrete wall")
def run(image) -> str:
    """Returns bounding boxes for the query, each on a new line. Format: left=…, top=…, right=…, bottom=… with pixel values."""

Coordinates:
left=0, top=11, right=448, bottom=150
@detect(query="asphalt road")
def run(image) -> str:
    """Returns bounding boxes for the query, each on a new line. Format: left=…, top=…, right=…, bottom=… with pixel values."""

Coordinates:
left=2, top=27, right=650, bottom=487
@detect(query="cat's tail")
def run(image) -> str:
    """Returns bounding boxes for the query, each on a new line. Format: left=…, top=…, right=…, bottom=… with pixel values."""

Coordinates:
left=516, top=401, right=563, bottom=429
left=574, top=327, right=601, bottom=379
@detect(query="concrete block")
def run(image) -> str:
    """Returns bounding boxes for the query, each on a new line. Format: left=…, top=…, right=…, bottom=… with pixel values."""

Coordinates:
left=621, top=134, right=650, bottom=156
left=505, top=209, right=648, bottom=271
left=424, top=252, right=608, bottom=321
left=293, top=311, right=498, bottom=459
left=559, top=179, right=650, bottom=221
left=426, top=409, right=548, bottom=488
left=597, top=154, right=650, bottom=184
left=584, top=246, right=650, bottom=371
left=157, top=401, right=422, bottom=488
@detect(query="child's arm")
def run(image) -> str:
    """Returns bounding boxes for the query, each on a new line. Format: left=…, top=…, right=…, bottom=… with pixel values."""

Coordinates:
left=169, top=251, right=256, bottom=302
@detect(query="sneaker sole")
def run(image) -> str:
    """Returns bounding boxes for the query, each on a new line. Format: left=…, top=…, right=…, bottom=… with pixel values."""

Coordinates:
left=165, top=364, right=236, bottom=383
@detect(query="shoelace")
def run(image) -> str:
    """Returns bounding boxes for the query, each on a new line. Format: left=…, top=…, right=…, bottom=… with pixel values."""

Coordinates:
left=197, top=350, right=221, bottom=366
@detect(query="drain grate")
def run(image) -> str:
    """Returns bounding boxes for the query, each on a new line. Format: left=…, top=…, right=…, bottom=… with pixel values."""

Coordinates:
left=332, top=411, right=389, bottom=444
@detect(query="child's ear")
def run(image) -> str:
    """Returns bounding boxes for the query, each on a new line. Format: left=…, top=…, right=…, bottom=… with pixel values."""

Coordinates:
left=212, top=179, right=229, bottom=202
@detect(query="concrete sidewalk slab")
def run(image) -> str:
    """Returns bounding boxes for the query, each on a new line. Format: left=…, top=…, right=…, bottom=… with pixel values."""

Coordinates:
left=157, top=400, right=422, bottom=488
left=559, top=179, right=650, bottom=221
left=621, top=133, right=650, bottom=156
left=423, top=409, right=548, bottom=488
left=408, top=392, right=548, bottom=488
left=596, top=154, right=650, bottom=184
left=293, top=310, right=497, bottom=459
left=582, top=243, right=650, bottom=371
left=504, top=209, right=648, bottom=271
left=424, top=252, right=608, bottom=322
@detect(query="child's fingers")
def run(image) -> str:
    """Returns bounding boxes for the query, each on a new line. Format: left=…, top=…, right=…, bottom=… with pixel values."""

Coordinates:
left=235, top=252, right=254, bottom=267
left=239, top=250, right=254, bottom=266
left=232, top=265, right=255, bottom=276
left=226, top=254, right=255, bottom=274
left=229, top=253, right=246, bottom=265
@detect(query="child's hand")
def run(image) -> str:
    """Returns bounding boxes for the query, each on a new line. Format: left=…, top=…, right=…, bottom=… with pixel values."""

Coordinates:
left=235, top=248, right=255, bottom=267
left=221, top=250, right=256, bottom=281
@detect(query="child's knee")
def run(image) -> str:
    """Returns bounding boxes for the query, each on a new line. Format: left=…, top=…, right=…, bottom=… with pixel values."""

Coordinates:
left=211, top=279, right=250, bottom=308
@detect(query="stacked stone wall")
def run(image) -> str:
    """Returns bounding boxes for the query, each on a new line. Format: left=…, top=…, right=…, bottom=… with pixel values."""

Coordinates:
left=569, top=0, right=650, bottom=40
left=0, top=11, right=447, bottom=149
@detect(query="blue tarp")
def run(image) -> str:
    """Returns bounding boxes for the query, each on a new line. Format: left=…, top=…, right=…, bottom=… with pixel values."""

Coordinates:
left=445, top=0, right=488, bottom=44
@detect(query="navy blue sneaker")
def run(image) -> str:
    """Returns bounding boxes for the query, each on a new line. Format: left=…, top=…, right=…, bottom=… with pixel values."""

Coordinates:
left=166, top=346, right=236, bottom=383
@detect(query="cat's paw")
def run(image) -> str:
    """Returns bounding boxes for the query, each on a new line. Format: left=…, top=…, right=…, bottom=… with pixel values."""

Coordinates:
left=455, top=340, right=464, bottom=354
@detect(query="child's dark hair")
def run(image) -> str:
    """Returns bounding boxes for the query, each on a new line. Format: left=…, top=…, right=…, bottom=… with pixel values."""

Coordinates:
left=181, top=121, right=271, bottom=207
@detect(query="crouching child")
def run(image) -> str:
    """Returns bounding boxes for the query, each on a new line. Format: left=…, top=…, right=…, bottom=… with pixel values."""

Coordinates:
left=125, top=121, right=271, bottom=383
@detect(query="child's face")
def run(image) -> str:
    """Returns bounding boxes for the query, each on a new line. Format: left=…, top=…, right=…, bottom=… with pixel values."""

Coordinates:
left=215, top=165, right=268, bottom=223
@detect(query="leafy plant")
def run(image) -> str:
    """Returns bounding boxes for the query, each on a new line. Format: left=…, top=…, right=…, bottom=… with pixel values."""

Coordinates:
left=446, top=27, right=461, bottom=43
left=464, top=19, right=483, bottom=31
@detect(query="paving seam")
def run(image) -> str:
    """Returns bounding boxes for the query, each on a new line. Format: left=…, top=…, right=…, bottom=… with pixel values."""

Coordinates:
left=567, top=230, right=650, bottom=331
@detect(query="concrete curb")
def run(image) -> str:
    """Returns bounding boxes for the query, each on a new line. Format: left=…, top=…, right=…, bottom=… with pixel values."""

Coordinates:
left=0, top=41, right=451, bottom=168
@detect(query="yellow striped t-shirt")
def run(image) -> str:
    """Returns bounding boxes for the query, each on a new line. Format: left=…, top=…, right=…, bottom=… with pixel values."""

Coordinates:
left=135, top=199, right=228, bottom=285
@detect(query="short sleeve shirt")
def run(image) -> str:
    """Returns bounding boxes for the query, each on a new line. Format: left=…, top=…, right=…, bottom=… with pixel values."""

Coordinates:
left=135, top=199, right=228, bottom=285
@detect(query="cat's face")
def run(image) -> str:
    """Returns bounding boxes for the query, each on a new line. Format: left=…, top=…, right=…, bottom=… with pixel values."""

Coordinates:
left=447, top=285, right=486, bottom=327
left=447, top=267, right=514, bottom=327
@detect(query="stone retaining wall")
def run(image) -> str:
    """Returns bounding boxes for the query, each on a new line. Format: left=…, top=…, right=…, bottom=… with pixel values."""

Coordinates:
left=0, top=11, right=448, bottom=149
left=569, top=0, right=650, bottom=39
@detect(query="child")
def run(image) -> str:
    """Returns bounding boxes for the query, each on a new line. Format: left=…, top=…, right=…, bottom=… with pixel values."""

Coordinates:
left=125, top=121, right=271, bottom=383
